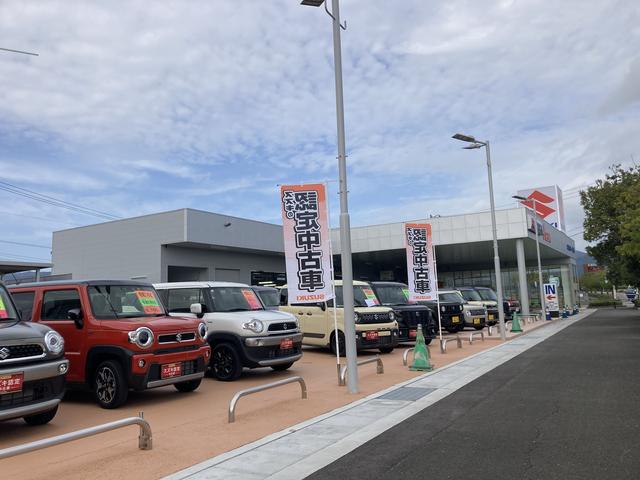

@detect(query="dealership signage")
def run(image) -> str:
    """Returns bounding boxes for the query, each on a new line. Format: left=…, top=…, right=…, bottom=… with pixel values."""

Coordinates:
left=280, top=183, right=334, bottom=304
left=517, top=185, right=566, bottom=232
left=544, top=283, right=560, bottom=313
left=404, top=223, right=437, bottom=301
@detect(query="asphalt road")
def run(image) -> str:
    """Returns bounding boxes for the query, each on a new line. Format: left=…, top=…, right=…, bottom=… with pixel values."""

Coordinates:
left=308, top=308, right=640, bottom=480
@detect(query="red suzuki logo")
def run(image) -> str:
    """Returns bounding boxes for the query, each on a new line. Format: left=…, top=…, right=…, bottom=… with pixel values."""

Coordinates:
left=522, top=190, right=555, bottom=219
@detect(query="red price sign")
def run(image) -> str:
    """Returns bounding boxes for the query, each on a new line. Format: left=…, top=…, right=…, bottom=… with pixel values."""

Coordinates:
left=0, top=373, right=24, bottom=394
left=241, top=289, right=262, bottom=310
left=280, top=338, right=294, bottom=350
left=135, top=290, right=163, bottom=314
left=161, top=363, right=182, bottom=379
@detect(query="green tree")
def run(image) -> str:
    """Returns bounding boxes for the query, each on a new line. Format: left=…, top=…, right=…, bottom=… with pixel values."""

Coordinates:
left=581, top=165, right=640, bottom=285
left=579, top=270, right=607, bottom=292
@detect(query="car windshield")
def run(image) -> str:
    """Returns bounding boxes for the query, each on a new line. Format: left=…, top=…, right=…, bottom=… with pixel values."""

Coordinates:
left=373, top=285, right=410, bottom=306
left=334, top=285, right=381, bottom=308
left=0, top=287, right=19, bottom=323
left=460, top=289, right=483, bottom=302
left=477, top=289, right=498, bottom=301
left=439, top=292, right=464, bottom=303
left=210, top=287, right=263, bottom=312
left=255, top=289, right=279, bottom=308
left=89, top=285, right=165, bottom=319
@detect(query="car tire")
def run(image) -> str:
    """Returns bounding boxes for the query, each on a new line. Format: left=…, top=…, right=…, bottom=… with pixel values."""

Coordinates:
left=23, top=406, right=58, bottom=426
left=474, top=325, right=485, bottom=330
left=211, top=343, right=243, bottom=381
left=425, top=338, right=433, bottom=345
left=330, top=331, right=346, bottom=357
left=271, top=362, right=294, bottom=371
left=379, top=347, right=394, bottom=354
left=445, top=327, right=457, bottom=333
left=94, top=360, right=128, bottom=409
left=174, top=379, right=202, bottom=392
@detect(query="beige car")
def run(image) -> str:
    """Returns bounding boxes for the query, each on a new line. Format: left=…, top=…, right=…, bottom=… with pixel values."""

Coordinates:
left=279, top=280, right=399, bottom=354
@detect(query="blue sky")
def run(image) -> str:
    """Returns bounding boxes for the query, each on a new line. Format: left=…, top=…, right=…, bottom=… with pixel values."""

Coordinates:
left=1, top=0, right=639, bottom=263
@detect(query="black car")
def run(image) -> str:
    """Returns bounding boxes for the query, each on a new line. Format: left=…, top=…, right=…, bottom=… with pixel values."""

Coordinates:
left=0, top=282, right=69, bottom=425
left=368, top=282, right=436, bottom=344
left=419, top=292, right=465, bottom=333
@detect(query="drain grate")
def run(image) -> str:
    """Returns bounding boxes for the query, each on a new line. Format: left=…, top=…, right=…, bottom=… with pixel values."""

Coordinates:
left=378, top=387, right=436, bottom=401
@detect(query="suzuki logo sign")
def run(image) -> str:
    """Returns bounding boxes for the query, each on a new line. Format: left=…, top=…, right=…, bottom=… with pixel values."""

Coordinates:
left=517, top=185, right=566, bottom=232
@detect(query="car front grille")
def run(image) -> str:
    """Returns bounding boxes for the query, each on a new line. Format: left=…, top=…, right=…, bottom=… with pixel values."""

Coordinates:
left=0, top=376, right=64, bottom=410
left=399, top=310, right=430, bottom=327
left=469, top=309, right=485, bottom=316
left=357, top=313, right=392, bottom=324
left=361, top=335, right=393, bottom=346
left=443, top=305, right=463, bottom=313
left=249, top=345, right=302, bottom=360
left=268, top=322, right=298, bottom=332
left=158, top=332, right=196, bottom=344
left=0, top=344, right=44, bottom=364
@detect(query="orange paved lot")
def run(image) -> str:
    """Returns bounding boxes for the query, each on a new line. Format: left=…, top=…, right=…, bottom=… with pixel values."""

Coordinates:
left=0, top=320, right=550, bottom=480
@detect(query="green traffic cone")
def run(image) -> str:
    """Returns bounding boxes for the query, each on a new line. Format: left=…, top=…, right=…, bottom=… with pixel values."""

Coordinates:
left=510, top=311, right=523, bottom=333
left=410, top=324, right=433, bottom=371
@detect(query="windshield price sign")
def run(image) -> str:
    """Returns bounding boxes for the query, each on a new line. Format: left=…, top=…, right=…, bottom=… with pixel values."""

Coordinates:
left=405, top=223, right=437, bottom=302
left=0, top=296, right=7, bottom=319
left=280, top=183, right=334, bottom=304
left=544, top=283, right=559, bottom=313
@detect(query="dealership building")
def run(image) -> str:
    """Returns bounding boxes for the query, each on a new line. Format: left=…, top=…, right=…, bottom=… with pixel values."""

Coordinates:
left=52, top=206, right=578, bottom=312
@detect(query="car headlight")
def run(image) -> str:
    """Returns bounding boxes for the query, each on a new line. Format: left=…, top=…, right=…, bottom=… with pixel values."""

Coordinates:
left=464, top=309, right=470, bottom=316
left=198, top=322, right=208, bottom=340
left=242, top=319, right=264, bottom=333
left=128, top=327, right=154, bottom=349
left=44, top=330, right=64, bottom=355
left=440, top=305, right=446, bottom=312
left=389, top=311, right=396, bottom=321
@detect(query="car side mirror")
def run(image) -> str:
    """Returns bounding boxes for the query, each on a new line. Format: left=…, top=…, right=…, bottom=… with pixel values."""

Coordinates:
left=68, top=308, right=84, bottom=329
left=190, top=303, right=205, bottom=318
left=319, top=302, right=326, bottom=311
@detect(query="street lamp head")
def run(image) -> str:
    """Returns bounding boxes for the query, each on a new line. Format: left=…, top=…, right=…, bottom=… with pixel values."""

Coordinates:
left=512, top=195, right=527, bottom=201
left=300, top=0, right=325, bottom=6
left=452, top=133, right=477, bottom=143
left=463, top=143, right=483, bottom=150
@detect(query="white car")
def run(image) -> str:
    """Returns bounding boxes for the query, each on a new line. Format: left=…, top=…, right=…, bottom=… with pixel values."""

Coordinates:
left=155, top=282, right=303, bottom=381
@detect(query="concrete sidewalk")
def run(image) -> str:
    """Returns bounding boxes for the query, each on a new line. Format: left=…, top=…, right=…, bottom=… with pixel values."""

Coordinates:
left=165, top=311, right=594, bottom=480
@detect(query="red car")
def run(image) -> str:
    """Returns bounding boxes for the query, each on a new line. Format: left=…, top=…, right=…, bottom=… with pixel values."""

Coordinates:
left=10, top=280, right=210, bottom=408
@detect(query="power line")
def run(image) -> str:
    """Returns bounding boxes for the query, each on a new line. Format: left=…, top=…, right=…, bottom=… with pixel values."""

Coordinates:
left=0, top=251, right=50, bottom=262
left=0, top=180, right=120, bottom=220
left=0, top=239, right=51, bottom=249
left=0, top=47, right=38, bottom=56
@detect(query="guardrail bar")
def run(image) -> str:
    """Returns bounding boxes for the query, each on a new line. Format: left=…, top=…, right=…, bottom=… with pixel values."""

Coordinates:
left=402, top=348, right=415, bottom=366
left=339, top=356, right=384, bottom=386
left=469, top=331, right=485, bottom=344
left=228, top=376, right=307, bottom=423
left=0, top=413, right=152, bottom=460
left=439, top=334, right=462, bottom=354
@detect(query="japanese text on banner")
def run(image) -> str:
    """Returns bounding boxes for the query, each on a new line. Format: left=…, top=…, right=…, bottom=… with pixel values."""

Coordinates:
left=405, top=223, right=437, bottom=301
left=280, top=183, right=334, bottom=304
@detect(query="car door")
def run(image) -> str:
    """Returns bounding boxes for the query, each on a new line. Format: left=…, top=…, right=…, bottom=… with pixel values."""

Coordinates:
left=292, top=302, right=327, bottom=343
left=38, top=287, right=86, bottom=383
left=164, top=288, right=204, bottom=319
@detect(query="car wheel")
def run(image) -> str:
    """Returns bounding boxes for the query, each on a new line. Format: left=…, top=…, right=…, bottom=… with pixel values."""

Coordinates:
left=330, top=331, right=346, bottom=357
left=474, top=325, right=485, bottom=330
left=174, top=379, right=202, bottom=392
left=211, top=343, right=243, bottom=381
left=445, top=327, right=457, bottom=333
left=425, top=338, right=432, bottom=345
left=23, top=406, right=58, bottom=426
left=94, top=360, right=128, bottom=409
left=271, top=362, right=294, bottom=371
left=379, top=347, right=394, bottom=354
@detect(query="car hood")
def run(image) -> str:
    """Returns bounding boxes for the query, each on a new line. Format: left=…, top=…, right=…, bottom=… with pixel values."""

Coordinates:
left=0, top=320, right=51, bottom=340
left=354, top=306, right=393, bottom=313
left=383, top=304, right=430, bottom=312
left=102, top=315, right=203, bottom=333
left=209, top=309, right=296, bottom=323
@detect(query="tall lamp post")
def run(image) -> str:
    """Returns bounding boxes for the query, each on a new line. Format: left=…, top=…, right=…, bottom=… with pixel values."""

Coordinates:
left=513, top=195, right=547, bottom=317
left=452, top=133, right=506, bottom=340
left=301, top=0, right=359, bottom=393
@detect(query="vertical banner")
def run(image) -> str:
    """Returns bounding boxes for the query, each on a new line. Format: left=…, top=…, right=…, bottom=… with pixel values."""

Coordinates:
left=405, top=223, right=437, bottom=301
left=281, top=183, right=334, bottom=304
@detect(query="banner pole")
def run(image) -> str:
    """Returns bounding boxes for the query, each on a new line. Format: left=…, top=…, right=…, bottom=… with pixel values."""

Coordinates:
left=432, top=243, right=443, bottom=341
left=325, top=182, right=341, bottom=380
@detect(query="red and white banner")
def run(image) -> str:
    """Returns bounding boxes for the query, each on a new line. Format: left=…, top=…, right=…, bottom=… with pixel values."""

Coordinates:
left=516, top=185, right=565, bottom=231
left=404, top=223, right=437, bottom=301
left=280, top=183, right=334, bottom=304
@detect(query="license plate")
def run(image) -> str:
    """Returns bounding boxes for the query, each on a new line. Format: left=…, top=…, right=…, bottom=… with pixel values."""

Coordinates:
left=365, top=331, right=379, bottom=341
left=0, top=373, right=24, bottom=395
left=378, top=330, right=391, bottom=336
left=161, top=363, right=182, bottom=379
left=474, top=318, right=481, bottom=325
left=488, top=314, right=495, bottom=320
left=280, top=338, right=293, bottom=350
left=409, top=329, right=417, bottom=338
left=452, top=316, right=460, bottom=323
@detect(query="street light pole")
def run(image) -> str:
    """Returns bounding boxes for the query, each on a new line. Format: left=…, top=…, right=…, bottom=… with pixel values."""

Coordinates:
left=514, top=195, right=546, bottom=318
left=452, top=134, right=506, bottom=341
left=302, top=0, right=358, bottom=393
